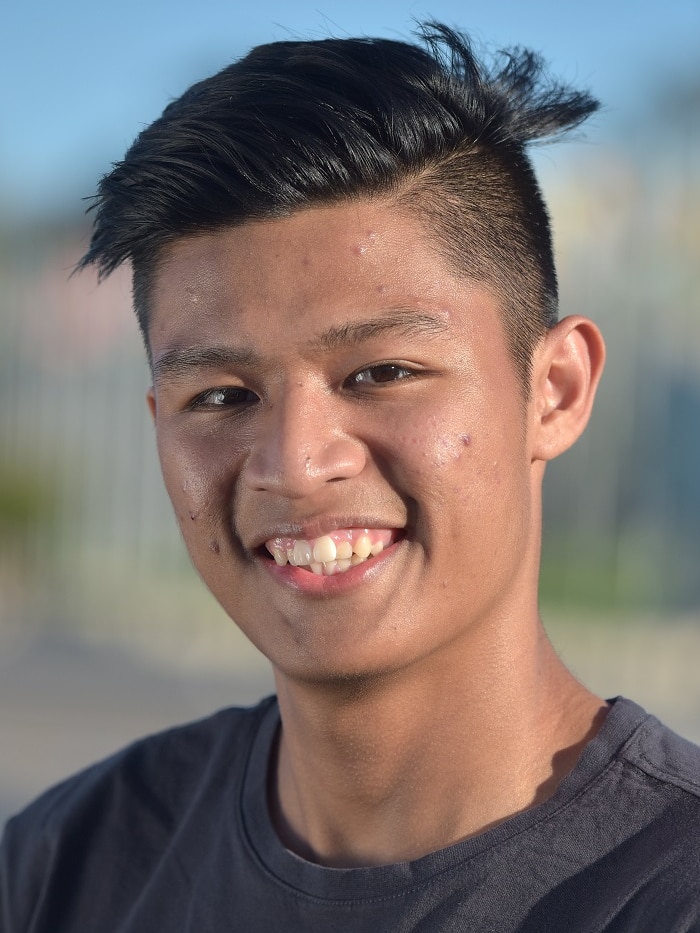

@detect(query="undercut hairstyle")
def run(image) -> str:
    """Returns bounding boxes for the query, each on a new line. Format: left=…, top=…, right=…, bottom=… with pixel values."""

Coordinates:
left=79, top=22, right=599, bottom=389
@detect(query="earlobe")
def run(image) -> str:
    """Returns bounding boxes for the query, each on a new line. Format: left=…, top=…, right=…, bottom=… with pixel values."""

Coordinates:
left=146, top=387, right=157, bottom=422
left=531, top=316, right=605, bottom=462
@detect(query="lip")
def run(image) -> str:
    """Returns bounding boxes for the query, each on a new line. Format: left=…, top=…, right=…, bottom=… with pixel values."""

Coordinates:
left=247, top=516, right=405, bottom=551
left=258, top=535, right=403, bottom=596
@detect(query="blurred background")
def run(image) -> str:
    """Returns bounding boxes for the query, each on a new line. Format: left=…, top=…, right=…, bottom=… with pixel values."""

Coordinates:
left=1, top=0, right=698, bottom=824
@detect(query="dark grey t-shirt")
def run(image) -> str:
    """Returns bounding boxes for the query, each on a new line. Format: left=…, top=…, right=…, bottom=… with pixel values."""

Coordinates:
left=2, top=696, right=700, bottom=932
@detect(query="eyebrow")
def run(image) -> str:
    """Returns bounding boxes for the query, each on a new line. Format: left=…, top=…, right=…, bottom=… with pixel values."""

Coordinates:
left=153, top=345, right=261, bottom=382
left=153, top=310, right=449, bottom=382
left=307, top=311, right=449, bottom=352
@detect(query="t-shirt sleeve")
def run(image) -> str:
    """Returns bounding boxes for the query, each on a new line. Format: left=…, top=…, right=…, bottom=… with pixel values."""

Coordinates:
left=0, top=810, right=50, bottom=932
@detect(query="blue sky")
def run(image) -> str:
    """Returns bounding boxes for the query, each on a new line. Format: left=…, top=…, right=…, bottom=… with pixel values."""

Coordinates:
left=3, top=0, right=699, bottom=216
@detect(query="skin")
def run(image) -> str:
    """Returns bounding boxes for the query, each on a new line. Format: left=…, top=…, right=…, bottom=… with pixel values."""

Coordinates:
left=146, top=199, right=607, bottom=867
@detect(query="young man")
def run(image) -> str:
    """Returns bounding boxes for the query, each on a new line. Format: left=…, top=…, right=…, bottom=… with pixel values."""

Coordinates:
left=2, top=23, right=699, bottom=932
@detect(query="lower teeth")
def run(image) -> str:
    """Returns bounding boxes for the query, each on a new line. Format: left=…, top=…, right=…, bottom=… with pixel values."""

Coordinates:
left=312, top=550, right=379, bottom=575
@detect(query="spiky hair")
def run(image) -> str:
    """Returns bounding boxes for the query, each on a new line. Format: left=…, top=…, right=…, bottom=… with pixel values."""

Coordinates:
left=80, top=22, right=599, bottom=386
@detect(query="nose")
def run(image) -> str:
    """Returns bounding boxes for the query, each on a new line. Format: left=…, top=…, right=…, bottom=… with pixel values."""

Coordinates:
left=243, top=385, right=366, bottom=497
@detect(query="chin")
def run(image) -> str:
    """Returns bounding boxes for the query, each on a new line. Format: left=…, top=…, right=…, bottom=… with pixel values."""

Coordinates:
left=267, top=632, right=430, bottom=692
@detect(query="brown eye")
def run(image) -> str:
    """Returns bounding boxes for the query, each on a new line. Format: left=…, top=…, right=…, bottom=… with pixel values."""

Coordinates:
left=346, top=364, right=415, bottom=387
left=189, top=387, right=258, bottom=409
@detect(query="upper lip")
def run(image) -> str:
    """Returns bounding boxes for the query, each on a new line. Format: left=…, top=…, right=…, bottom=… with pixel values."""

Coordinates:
left=247, top=516, right=406, bottom=550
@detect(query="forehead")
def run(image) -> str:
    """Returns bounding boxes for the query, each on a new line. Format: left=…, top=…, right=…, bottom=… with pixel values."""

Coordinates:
left=154, top=201, right=456, bottom=297
left=147, top=199, right=506, bottom=359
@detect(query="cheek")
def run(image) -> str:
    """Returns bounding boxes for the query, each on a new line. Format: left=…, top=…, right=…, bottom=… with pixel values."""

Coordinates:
left=387, top=400, right=528, bottom=524
left=433, top=431, right=473, bottom=468
left=156, top=423, right=242, bottom=535
left=384, top=424, right=477, bottom=527
left=390, top=405, right=476, bottom=476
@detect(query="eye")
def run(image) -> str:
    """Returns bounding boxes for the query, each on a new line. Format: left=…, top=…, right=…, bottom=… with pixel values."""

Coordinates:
left=345, top=363, right=417, bottom=388
left=188, top=386, right=259, bottom=410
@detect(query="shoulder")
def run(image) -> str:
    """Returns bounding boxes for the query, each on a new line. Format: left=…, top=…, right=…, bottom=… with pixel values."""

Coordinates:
left=0, top=696, right=278, bottom=929
left=618, top=701, right=700, bottom=800
left=607, top=701, right=700, bottom=926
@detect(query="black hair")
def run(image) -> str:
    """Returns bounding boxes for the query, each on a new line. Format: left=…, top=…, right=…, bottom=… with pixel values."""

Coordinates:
left=79, top=22, right=599, bottom=387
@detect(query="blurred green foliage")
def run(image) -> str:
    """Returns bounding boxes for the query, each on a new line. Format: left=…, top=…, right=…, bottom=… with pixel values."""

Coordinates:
left=0, top=464, right=56, bottom=546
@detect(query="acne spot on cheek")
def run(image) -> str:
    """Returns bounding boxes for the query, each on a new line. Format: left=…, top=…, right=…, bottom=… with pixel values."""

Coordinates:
left=431, top=432, right=474, bottom=467
left=189, top=510, right=198, bottom=521
left=209, top=540, right=220, bottom=555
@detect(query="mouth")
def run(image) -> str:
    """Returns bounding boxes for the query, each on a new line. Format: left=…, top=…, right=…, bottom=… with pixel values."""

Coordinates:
left=262, top=528, right=399, bottom=577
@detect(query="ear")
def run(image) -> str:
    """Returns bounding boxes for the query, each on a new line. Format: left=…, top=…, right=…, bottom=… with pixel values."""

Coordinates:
left=146, top=387, right=157, bottom=422
left=530, top=316, right=605, bottom=462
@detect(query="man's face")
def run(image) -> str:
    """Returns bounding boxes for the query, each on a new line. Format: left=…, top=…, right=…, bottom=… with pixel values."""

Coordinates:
left=147, top=201, right=540, bottom=684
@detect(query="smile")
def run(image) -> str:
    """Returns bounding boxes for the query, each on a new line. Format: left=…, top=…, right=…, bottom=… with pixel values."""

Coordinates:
left=264, top=529, right=395, bottom=576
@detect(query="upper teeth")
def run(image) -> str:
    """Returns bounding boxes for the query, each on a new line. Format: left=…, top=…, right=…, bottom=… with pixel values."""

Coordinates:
left=265, top=530, right=391, bottom=575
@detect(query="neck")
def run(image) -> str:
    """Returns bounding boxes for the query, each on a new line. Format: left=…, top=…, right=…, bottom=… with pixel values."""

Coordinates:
left=270, top=619, right=608, bottom=868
